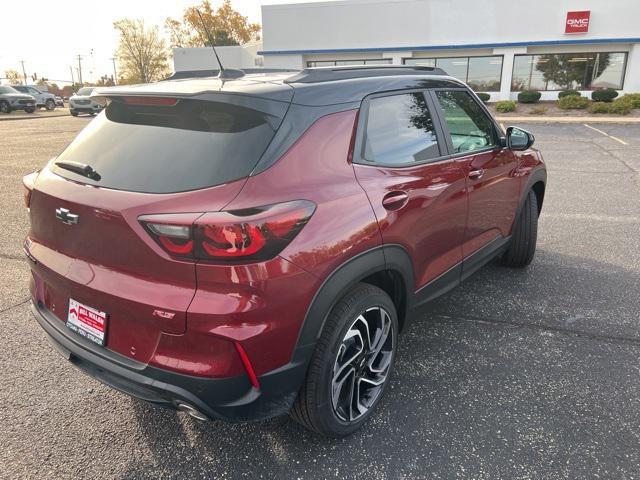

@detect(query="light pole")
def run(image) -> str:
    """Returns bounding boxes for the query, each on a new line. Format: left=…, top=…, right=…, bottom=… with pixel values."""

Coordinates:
left=76, top=55, right=83, bottom=85
left=19, top=60, right=27, bottom=84
left=109, top=57, right=118, bottom=85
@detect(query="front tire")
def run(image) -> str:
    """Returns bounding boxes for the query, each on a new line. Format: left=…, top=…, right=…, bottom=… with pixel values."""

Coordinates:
left=290, top=283, right=398, bottom=437
left=502, top=189, right=538, bottom=267
left=70, top=110, right=79, bottom=117
left=45, top=99, right=55, bottom=111
left=25, top=107, right=35, bottom=114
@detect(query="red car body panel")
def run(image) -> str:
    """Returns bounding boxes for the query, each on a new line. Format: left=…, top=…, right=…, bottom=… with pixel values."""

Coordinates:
left=353, top=157, right=467, bottom=291
left=456, top=148, right=521, bottom=257
left=197, top=109, right=382, bottom=374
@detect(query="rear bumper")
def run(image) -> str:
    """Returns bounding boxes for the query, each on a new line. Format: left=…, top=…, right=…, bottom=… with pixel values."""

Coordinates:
left=32, top=301, right=306, bottom=422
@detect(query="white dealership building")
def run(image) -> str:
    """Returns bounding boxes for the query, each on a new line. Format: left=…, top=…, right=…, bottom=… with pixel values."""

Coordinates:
left=257, top=0, right=640, bottom=101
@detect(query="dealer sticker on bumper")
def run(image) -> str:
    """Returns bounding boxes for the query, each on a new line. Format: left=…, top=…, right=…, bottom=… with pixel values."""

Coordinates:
left=66, top=299, right=107, bottom=346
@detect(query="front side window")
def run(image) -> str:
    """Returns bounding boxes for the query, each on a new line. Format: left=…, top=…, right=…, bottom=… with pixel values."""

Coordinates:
left=362, top=92, right=440, bottom=166
left=511, top=52, right=627, bottom=91
left=435, top=90, right=497, bottom=153
left=28, top=88, right=41, bottom=95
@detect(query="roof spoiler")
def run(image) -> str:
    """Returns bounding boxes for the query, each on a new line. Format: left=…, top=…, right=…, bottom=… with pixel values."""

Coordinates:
left=285, top=65, right=448, bottom=84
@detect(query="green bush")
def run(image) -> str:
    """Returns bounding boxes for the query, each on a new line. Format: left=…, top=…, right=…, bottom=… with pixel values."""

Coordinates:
left=558, top=90, right=581, bottom=98
left=517, top=90, right=542, bottom=103
left=557, top=96, right=589, bottom=110
left=587, top=102, right=611, bottom=114
left=476, top=92, right=491, bottom=103
left=495, top=100, right=516, bottom=113
left=591, top=88, right=618, bottom=102
left=609, top=98, right=632, bottom=115
left=617, top=94, right=640, bottom=109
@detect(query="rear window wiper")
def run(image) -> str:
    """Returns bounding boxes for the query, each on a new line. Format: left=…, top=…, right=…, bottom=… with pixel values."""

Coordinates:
left=54, top=161, right=101, bottom=181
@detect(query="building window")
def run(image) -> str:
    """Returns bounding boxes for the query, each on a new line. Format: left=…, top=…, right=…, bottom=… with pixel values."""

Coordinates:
left=404, top=56, right=503, bottom=92
left=511, top=52, right=628, bottom=91
left=306, top=59, right=392, bottom=67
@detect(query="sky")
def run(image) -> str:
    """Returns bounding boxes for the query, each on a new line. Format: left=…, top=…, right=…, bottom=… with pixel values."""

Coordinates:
left=0, top=0, right=323, bottom=85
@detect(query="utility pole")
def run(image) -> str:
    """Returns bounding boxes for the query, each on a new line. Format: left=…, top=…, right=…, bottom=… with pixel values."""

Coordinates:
left=69, top=65, right=75, bottom=85
left=19, top=60, right=27, bottom=84
left=109, top=57, right=118, bottom=85
left=76, top=54, right=83, bottom=85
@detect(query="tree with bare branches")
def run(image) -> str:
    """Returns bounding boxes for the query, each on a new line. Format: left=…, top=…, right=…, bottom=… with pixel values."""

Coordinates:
left=113, top=19, right=170, bottom=84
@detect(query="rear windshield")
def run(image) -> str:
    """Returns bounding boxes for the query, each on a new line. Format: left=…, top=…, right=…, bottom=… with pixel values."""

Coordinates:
left=52, top=97, right=285, bottom=193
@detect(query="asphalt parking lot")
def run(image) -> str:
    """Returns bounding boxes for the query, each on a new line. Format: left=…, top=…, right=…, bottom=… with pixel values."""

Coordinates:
left=1, top=116, right=639, bottom=479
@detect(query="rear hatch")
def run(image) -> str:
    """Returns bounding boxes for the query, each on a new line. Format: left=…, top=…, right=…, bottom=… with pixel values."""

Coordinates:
left=27, top=86, right=291, bottom=363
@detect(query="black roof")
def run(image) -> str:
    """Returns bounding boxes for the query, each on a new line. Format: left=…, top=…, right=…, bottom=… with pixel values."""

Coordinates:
left=95, top=65, right=465, bottom=107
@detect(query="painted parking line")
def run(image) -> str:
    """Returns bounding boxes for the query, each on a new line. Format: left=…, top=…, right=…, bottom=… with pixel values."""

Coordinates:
left=583, top=123, right=629, bottom=145
left=544, top=212, right=639, bottom=224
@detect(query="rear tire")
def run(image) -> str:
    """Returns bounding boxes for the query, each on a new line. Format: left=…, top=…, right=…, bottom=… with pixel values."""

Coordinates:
left=290, top=283, right=398, bottom=437
left=45, top=99, right=55, bottom=111
left=502, top=189, right=538, bottom=267
left=0, top=101, right=11, bottom=114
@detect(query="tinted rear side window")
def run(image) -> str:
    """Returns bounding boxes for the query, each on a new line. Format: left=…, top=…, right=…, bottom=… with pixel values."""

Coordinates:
left=52, top=98, right=285, bottom=193
left=362, top=93, right=440, bottom=166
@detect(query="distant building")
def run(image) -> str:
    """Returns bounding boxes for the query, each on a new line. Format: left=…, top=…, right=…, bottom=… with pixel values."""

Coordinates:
left=172, top=44, right=263, bottom=75
left=260, top=0, right=640, bottom=101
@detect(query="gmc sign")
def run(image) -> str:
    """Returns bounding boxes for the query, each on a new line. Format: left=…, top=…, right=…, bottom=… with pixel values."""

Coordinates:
left=565, top=11, right=591, bottom=34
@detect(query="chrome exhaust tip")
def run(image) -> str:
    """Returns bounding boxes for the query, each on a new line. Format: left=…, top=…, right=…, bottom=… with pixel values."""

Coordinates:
left=176, top=403, right=208, bottom=421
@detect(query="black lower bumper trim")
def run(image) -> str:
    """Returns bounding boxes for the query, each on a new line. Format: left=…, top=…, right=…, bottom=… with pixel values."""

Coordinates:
left=31, top=302, right=306, bottom=422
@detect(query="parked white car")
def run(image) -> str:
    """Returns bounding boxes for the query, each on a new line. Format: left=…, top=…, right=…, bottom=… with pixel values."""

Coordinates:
left=0, top=86, right=37, bottom=113
left=69, top=87, right=103, bottom=116
left=11, top=85, right=57, bottom=111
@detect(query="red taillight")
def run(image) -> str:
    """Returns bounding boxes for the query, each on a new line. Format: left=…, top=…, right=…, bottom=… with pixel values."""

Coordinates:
left=139, top=213, right=202, bottom=258
left=139, top=200, right=315, bottom=262
left=22, top=170, right=39, bottom=209
left=120, top=96, right=179, bottom=106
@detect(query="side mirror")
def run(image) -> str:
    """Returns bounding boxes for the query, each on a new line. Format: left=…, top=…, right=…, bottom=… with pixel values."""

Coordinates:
left=506, top=126, right=535, bottom=150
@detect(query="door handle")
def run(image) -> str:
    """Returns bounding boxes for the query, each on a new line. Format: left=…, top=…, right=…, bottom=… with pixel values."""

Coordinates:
left=468, top=168, right=485, bottom=180
left=382, top=191, right=408, bottom=211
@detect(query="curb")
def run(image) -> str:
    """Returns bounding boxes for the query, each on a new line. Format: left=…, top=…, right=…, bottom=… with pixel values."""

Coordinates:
left=0, top=112, right=71, bottom=122
left=495, top=116, right=640, bottom=124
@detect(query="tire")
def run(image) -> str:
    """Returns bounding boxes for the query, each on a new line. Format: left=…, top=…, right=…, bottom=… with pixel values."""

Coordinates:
left=25, top=108, right=35, bottom=114
left=70, top=110, right=79, bottom=117
left=45, top=99, right=55, bottom=111
left=290, top=283, right=398, bottom=437
left=502, top=189, right=538, bottom=267
left=0, top=101, right=11, bottom=114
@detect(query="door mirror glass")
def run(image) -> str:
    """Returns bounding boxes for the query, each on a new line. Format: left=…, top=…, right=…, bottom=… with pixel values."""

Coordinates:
left=507, top=126, right=534, bottom=150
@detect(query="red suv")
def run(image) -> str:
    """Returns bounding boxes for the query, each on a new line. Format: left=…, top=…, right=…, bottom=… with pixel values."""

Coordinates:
left=24, top=66, right=546, bottom=436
